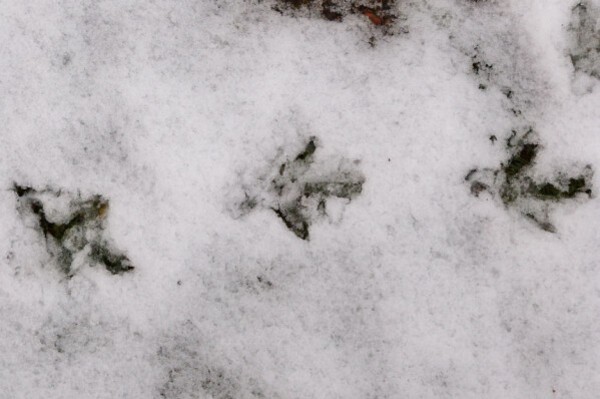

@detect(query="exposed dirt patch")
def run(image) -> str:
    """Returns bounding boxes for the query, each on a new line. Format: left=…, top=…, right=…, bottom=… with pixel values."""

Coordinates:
left=272, top=0, right=403, bottom=38
left=236, top=137, right=364, bottom=240
left=13, top=184, right=133, bottom=276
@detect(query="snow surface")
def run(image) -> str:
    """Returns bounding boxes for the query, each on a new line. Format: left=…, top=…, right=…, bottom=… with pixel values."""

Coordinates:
left=0, top=0, right=600, bottom=398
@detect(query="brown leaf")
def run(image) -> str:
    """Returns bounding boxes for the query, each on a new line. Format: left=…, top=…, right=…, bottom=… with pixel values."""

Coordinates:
left=362, top=8, right=383, bottom=25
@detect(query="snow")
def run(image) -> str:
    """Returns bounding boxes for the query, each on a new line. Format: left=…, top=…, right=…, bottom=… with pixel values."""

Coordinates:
left=0, top=0, right=599, bottom=398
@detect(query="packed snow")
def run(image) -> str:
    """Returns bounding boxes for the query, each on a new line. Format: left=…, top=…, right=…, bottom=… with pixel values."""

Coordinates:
left=0, top=0, right=599, bottom=398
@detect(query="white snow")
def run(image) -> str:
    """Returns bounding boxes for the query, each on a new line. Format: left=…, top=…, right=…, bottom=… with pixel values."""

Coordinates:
left=0, top=0, right=599, bottom=398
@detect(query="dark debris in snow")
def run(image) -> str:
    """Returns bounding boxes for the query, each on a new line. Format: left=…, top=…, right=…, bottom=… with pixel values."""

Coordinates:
left=272, top=0, right=403, bottom=37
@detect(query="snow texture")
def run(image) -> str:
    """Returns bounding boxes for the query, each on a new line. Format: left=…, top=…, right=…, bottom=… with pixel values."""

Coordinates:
left=0, top=0, right=600, bottom=398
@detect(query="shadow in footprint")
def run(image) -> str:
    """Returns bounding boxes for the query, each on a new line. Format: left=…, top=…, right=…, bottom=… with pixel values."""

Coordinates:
left=465, top=129, right=593, bottom=232
left=238, top=137, right=365, bottom=240
left=13, top=184, right=133, bottom=276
